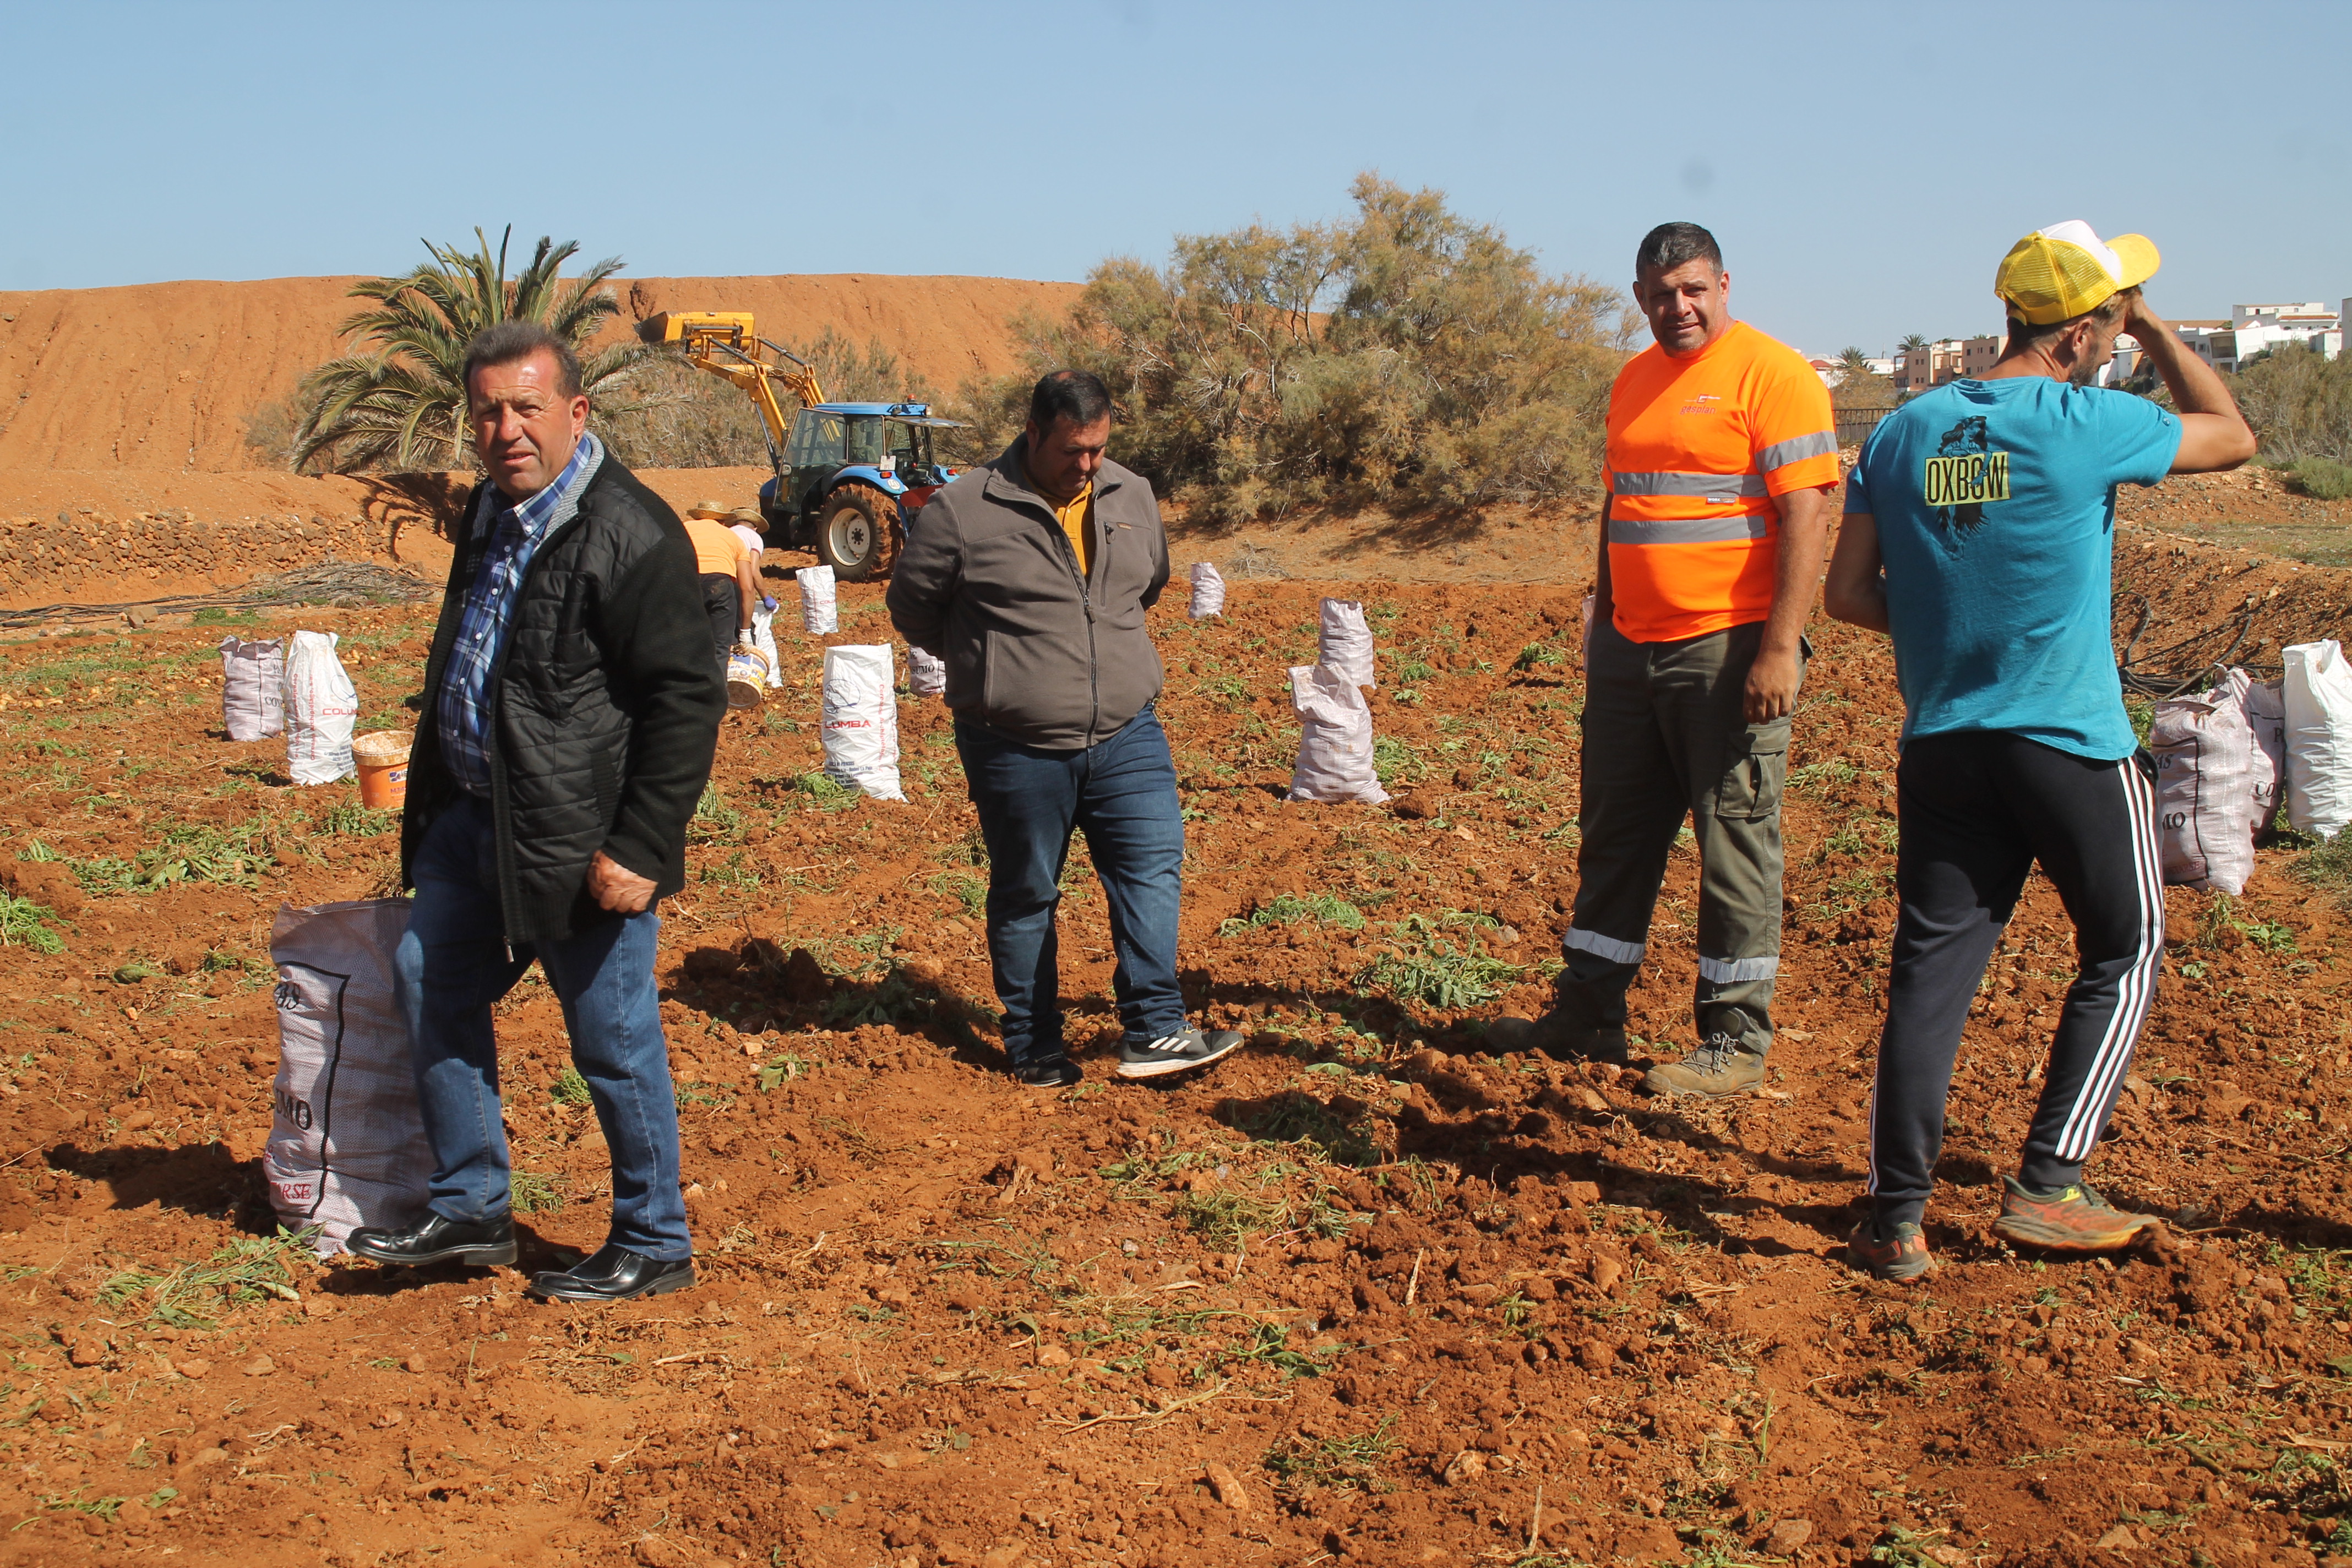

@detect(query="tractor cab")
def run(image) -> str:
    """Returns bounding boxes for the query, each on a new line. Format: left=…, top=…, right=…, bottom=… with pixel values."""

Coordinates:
left=761, top=402, right=965, bottom=580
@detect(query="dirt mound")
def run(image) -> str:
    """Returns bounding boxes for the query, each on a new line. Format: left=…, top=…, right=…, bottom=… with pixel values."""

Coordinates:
left=0, top=467, right=796, bottom=612
left=0, top=472, right=462, bottom=611
left=0, top=273, right=1077, bottom=472
left=4, top=574, right=2352, bottom=1564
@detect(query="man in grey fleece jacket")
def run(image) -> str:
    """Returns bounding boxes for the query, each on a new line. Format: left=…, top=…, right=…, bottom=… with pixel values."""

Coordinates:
left=888, top=371, right=1240, bottom=1087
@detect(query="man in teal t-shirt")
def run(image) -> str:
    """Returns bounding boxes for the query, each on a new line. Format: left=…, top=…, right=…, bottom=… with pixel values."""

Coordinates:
left=1855, top=379, right=2178, bottom=758
left=1825, top=220, right=2255, bottom=1281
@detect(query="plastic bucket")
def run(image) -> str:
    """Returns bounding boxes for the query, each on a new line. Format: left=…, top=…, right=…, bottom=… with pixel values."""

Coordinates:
left=726, top=645, right=772, bottom=710
left=351, top=731, right=412, bottom=809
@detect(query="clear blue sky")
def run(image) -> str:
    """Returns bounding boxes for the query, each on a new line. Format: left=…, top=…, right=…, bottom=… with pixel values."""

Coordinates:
left=6, top=0, right=2346, bottom=356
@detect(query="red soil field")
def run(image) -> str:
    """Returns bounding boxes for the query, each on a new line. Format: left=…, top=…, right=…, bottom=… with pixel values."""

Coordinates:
left=1, top=530, right=2351, bottom=1565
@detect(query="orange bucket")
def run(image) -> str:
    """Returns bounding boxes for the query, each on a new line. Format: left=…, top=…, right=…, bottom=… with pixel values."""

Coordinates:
left=352, top=731, right=413, bottom=809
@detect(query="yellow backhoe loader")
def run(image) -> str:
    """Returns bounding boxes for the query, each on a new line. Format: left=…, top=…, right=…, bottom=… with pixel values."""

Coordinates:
left=635, top=311, right=962, bottom=580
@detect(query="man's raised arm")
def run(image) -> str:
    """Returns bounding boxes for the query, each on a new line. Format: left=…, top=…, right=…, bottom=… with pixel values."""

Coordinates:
left=2124, top=293, right=2256, bottom=474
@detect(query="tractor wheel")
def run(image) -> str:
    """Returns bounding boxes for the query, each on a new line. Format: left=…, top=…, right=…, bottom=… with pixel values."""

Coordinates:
left=815, top=483, right=901, bottom=581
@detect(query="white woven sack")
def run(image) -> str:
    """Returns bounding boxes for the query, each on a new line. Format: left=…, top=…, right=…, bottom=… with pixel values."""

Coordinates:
left=2285, top=639, right=2352, bottom=839
left=219, top=636, right=285, bottom=741
left=282, top=630, right=358, bottom=785
left=798, top=564, right=839, bottom=635
left=821, top=643, right=905, bottom=801
left=908, top=645, right=946, bottom=698
left=2245, top=676, right=2286, bottom=834
left=1319, top=598, right=1376, bottom=687
left=264, top=898, right=433, bottom=1257
left=1189, top=562, right=1227, bottom=619
left=2149, top=670, right=2256, bottom=895
left=1287, top=664, right=1390, bottom=804
left=751, top=603, right=784, bottom=688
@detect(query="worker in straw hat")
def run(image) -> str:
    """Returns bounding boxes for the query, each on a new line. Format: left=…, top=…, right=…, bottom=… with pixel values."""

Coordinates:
left=724, top=505, right=767, bottom=566
left=678, top=500, right=760, bottom=675
left=1824, top=221, right=2255, bottom=1281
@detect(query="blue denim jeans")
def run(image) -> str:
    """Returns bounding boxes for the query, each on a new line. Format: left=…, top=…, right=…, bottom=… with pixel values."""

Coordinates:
left=394, top=794, right=690, bottom=1260
left=954, top=706, right=1186, bottom=1070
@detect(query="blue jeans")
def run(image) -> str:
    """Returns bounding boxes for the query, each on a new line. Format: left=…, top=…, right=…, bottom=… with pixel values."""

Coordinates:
left=394, top=795, right=690, bottom=1260
left=955, top=706, right=1186, bottom=1070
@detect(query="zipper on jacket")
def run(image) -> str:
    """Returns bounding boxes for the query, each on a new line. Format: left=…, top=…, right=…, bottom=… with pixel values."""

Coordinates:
left=405, top=493, right=493, bottom=891
left=1035, top=488, right=1102, bottom=749
left=479, top=501, right=591, bottom=946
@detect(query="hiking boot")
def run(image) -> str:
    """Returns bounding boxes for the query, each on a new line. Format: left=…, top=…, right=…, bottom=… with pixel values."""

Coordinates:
left=1116, top=1027, right=1244, bottom=1080
left=1992, top=1177, right=2163, bottom=1253
left=1643, top=1034, right=1765, bottom=1097
left=1483, top=1010, right=1630, bottom=1065
left=1847, top=1218, right=1934, bottom=1282
left=1013, top=1057, right=1082, bottom=1089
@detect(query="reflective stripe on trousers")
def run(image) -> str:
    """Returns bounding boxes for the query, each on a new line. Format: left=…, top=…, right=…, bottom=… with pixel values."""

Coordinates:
left=1558, top=618, right=1793, bottom=1055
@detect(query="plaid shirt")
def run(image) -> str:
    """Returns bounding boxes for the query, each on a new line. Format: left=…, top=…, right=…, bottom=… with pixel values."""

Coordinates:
left=435, top=433, right=603, bottom=797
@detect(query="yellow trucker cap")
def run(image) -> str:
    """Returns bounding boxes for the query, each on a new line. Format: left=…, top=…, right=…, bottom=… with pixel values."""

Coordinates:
left=1995, top=220, right=2161, bottom=325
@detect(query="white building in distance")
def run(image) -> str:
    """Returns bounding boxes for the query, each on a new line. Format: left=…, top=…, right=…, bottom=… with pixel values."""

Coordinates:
left=2168, top=303, right=2343, bottom=372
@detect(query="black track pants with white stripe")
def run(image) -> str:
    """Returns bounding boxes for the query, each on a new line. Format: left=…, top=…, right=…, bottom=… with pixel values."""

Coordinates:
left=1866, top=731, right=2163, bottom=1230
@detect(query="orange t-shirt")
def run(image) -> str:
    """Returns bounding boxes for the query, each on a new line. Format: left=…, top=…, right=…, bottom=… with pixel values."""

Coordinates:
left=1052, top=482, right=1094, bottom=578
left=1603, top=320, right=1839, bottom=643
left=683, top=518, right=750, bottom=578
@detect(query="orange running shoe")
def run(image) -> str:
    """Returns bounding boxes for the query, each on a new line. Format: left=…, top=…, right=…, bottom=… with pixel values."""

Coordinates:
left=1847, top=1218, right=1934, bottom=1282
left=1993, top=1178, right=2162, bottom=1253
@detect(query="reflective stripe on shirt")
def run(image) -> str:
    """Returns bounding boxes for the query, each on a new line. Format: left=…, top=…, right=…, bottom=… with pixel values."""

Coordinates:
left=1608, top=513, right=1775, bottom=545
left=1600, top=322, right=1840, bottom=643
left=1756, top=430, right=1838, bottom=471
left=1609, top=470, right=1770, bottom=499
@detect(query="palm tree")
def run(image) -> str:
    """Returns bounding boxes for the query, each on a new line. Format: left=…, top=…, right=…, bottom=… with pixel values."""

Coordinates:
left=290, top=227, right=643, bottom=473
left=1897, top=333, right=1929, bottom=351
left=1834, top=345, right=1897, bottom=412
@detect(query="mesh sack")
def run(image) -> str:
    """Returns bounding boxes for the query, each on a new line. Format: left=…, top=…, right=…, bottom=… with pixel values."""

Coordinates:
left=1318, top=598, right=1376, bottom=687
left=220, top=636, right=285, bottom=741
left=1287, top=664, right=1390, bottom=804
left=265, top=898, right=433, bottom=1257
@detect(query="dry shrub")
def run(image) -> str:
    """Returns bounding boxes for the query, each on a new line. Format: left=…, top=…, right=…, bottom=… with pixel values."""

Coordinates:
left=241, top=394, right=303, bottom=469
left=2231, top=342, right=2352, bottom=465
left=953, top=173, right=1636, bottom=520
left=592, top=352, right=769, bottom=470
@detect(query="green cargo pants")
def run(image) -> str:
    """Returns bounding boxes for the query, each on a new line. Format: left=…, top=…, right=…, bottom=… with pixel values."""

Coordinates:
left=1560, top=617, right=1799, bottom=1057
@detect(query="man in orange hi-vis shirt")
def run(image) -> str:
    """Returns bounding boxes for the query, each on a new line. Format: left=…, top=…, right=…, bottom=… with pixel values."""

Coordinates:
left=1490, top=222, right=1838, bottom=1097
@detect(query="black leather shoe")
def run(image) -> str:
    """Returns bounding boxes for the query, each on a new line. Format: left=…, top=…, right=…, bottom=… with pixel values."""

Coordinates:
left=347, top=1212, right=517, bottom=1268
left=526, top=1243, right=696, bottom=1303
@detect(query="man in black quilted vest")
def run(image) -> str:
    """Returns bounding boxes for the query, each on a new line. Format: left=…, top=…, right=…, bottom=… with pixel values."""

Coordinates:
left=347, top=321, right=725, bottom=1303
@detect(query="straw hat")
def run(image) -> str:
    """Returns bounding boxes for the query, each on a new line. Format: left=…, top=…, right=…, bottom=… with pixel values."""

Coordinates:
left=726, top=507, right=764, bottom=526
left=685, top=499, right=730, bottom=520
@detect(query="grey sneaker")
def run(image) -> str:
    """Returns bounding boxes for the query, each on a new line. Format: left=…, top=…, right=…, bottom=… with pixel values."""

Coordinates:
left=1116, top=1026, right=1244, bottom=1080
left=1013, top=1057, right=1081, bottom=1089
left=1643, top=1033, right=1765, bottom=1097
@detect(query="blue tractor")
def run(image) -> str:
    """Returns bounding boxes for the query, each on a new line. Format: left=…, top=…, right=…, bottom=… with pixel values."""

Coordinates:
left=758, top=401, right=966, bottom=581
left=636, top=312, right=966, bottom=581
